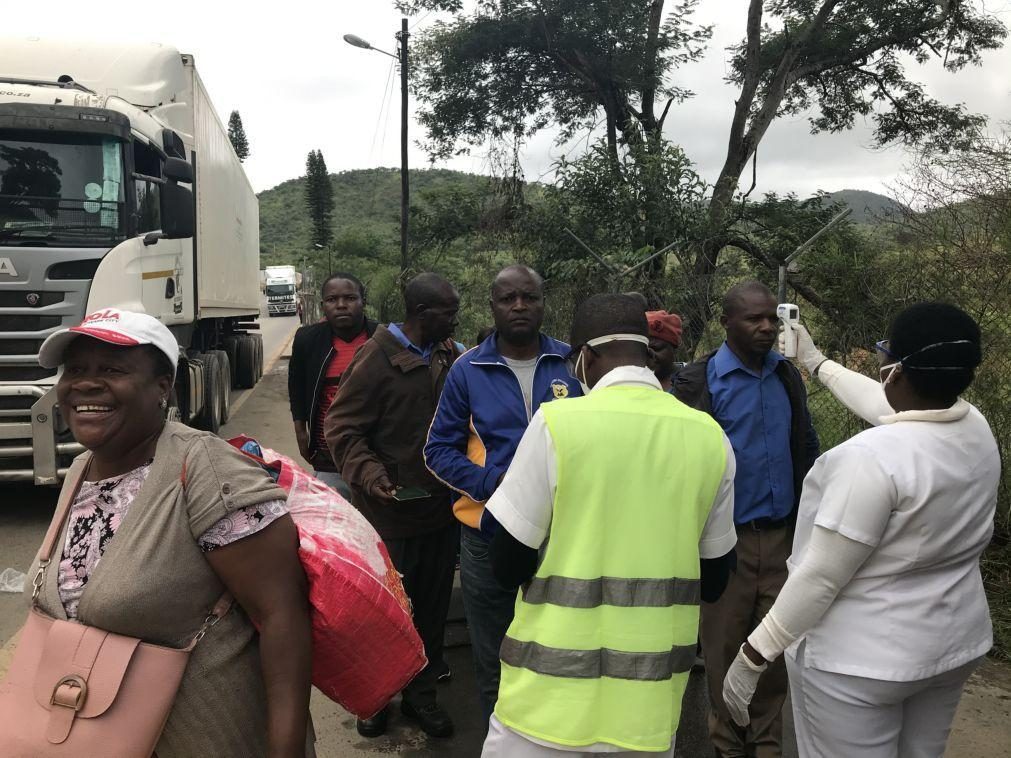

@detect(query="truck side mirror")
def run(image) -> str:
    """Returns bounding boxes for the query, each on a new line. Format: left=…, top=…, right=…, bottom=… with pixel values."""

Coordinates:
left=160, top=182, right=194, bottom=239
left=163, top=157, right=193, bottom=183
left=161, top=129, right=186, bottom=159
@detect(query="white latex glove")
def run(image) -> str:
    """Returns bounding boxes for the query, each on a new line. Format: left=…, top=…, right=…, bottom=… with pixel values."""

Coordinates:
left=723, top=644, right=768, bottom=727
left=792, top=323, right=828, bottom=375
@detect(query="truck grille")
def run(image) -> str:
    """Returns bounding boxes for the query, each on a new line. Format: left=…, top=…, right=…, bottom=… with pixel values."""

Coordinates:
left=0, top=314, right=62, bottom=331
left=0, top=366, right=57, bottom=381
left=0, top=291, right=64, bottom=308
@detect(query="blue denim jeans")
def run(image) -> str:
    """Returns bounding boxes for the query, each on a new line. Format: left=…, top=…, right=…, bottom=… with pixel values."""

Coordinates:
left=459, top=526, right=518, bottom=727
left=312, top=469, right=352, bottom=502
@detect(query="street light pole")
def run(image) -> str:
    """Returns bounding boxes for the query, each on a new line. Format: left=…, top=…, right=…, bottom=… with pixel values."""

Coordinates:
left=313, top=242, right=331, bottom=276
left=344, top=19, right=411, bottom=280
left=398, top=17, right=409, bottom=278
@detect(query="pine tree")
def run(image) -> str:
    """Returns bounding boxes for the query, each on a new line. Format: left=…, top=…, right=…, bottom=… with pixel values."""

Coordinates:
left=303, top=150, right=333, bottom=251
left=227, top=110, right=250, bottom=161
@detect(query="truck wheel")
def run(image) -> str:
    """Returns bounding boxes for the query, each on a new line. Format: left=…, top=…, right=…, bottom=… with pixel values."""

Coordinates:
left=235, top=335, right=257, bottom=389
left=223, top=336, right=240, bottom=387
left=194, top=354, right=222, bottom=434
left=253, top=334, right=264, bottom=382
left=208, top=349, right=231, bottom=423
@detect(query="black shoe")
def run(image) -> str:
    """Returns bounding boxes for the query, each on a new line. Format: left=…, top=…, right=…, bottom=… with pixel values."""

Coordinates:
left=401, top=700, right=454, bottom=738
left=435, top=660, right=452, bottom=683
left=356, top=706, right=388, bottom=738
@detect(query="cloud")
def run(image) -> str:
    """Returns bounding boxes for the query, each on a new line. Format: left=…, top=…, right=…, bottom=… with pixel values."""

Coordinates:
left=3, top=1, right=1009, bottom=200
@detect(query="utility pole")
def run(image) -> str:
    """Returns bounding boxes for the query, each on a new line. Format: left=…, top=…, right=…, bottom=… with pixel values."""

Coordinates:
left=398, top=17, right=410, bottom=279
left=344, top=20, right=411, bottom=280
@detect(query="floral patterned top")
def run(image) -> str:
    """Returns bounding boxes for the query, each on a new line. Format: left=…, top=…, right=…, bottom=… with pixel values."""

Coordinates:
left=57, top=462, right=287, bottom=620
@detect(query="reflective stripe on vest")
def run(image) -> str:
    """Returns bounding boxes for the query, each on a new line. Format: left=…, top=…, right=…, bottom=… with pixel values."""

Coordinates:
left=523, top=575, right=700, bottom=608
left=500, top=637, right=697, bottom=681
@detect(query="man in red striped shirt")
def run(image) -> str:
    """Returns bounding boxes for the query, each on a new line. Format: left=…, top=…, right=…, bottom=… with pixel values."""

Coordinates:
left=288, top=272, right=377, bottom=498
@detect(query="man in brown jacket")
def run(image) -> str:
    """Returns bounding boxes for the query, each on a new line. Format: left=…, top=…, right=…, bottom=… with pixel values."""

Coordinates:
left=326, top=272, right=461, bottom=740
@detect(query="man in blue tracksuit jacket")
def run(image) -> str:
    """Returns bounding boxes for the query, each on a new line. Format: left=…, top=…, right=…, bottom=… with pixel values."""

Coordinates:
left=424, top=265, right=581, bottom=726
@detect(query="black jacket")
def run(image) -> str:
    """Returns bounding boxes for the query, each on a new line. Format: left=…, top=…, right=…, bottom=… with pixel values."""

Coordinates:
left=287, top=318, right=378, bottom=460
left=673, top=348, right=820, bottom=518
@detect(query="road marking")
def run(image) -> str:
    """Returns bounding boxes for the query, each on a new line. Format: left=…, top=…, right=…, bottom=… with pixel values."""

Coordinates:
left=227, top=327, right=297, bottom=420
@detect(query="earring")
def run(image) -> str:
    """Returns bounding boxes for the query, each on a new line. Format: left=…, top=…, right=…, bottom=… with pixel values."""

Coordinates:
left=159, top=397, right=168, bottom=410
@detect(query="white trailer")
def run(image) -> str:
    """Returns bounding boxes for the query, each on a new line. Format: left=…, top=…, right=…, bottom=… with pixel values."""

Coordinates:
left=0, top=37, right=264, bottom=484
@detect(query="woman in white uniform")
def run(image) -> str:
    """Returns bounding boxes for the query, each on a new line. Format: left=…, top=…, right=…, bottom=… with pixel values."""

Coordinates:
left=722, top=302, right=1000, bottom=758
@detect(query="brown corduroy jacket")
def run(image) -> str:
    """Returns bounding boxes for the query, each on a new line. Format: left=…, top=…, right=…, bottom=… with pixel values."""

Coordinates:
left=325, top=324, right=460, bottom=539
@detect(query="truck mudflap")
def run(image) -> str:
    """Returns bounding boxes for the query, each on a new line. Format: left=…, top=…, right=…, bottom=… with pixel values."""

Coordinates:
left=0, top=385, right=84, bottom=485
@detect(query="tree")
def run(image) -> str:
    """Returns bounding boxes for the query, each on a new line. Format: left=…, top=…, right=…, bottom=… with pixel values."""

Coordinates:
left=399, top=0, right=1006, bottom=350
left=227, top=110, right=250, bottom=161
left=303, top=150, right=334, bottom=251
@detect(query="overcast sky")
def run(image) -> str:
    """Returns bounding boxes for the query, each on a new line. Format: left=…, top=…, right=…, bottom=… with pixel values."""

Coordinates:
left=5, top=2, right=1010, bottom=199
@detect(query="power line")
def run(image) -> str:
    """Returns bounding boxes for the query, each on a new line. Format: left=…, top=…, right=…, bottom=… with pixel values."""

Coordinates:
left=370, top=57, right=397, bottom=157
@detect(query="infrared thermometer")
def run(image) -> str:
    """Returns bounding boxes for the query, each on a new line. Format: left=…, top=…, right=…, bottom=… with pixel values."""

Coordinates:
left=778, top=303, right=800, bottom=358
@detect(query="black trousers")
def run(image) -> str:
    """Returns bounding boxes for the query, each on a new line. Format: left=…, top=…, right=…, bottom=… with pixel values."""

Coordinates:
left=384, top=521, right=458, bottom=708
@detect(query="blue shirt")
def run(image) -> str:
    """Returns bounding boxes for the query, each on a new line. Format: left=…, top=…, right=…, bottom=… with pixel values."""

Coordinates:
left=387, top=323, right=465, bottom=363
left=707, top=342, right=794, bottom=523
left=387, top=322, right=433, bottom=361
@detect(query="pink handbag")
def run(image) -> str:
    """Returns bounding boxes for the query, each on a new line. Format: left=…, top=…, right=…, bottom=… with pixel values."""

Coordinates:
left=0, top=463, right=231, bottom=758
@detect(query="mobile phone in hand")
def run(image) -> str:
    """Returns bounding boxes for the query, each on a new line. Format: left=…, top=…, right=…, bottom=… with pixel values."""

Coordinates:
left=393, top=486, right=430, bottom=502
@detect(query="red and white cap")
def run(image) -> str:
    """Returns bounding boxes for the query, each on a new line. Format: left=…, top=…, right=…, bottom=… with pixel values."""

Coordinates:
left=38, top=308, right=179, bottom=370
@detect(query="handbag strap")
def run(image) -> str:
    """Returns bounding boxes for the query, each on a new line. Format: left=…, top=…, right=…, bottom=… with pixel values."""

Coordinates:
left=32, top=458, right=92, bottom=604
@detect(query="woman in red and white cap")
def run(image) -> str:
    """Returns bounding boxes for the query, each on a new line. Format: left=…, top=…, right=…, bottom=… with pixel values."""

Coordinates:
left=22, top=308, right=314, bottom=757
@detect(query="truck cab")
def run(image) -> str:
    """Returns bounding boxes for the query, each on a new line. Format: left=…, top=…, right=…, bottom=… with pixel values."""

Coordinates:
left=0, top=38, right=263, bottom=484
left=264, top=265, right=299, bottom=317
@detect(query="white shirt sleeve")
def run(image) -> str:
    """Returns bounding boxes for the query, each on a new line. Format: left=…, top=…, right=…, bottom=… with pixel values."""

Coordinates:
left=748, top=524, right=876, bottom=661
left=699, top=434, right=738, bottom=559
left=817, top=360, right=894, bottom=426
left=810, top=442, right=895, bottom=547
left=485, top=410, right=557, bottom=549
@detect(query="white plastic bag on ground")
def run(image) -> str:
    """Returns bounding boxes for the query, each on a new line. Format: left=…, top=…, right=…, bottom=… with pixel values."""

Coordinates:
left=0, top=568, right=25, bottom=594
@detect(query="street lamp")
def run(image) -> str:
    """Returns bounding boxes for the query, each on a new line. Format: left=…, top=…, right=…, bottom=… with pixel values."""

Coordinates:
left=344, top=19, right=410, bottom=279
left=314, top=242, right=331, bottom=275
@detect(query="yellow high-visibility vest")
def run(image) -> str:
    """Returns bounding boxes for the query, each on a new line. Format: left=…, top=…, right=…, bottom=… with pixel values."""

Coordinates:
left=495, top=384, right=727, bottom=751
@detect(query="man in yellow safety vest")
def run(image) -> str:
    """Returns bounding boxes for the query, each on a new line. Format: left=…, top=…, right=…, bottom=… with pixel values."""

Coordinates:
left=481, top=293, right=738, bottom=757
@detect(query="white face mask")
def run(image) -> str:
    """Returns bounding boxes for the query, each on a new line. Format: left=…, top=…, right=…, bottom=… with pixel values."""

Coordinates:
left=569, top=333, right=651, bottom=393
left=879, top=362, right=900, bottom=386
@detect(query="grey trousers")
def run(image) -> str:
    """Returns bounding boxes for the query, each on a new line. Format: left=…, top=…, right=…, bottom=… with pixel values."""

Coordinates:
left=787, top=640, right=982, bottom=758
left=703, top=525, right=791, bottom=758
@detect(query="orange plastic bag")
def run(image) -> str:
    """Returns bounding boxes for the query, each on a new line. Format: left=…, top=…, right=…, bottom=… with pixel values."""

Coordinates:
left=228, top=438, right=426, bottom=718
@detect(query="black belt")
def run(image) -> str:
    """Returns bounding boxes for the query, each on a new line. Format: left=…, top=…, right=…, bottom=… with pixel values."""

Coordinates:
left=738, top=516, right=790, bottom=531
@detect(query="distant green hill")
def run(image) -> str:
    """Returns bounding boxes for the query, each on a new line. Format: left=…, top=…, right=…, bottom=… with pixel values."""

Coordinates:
left=823, top=189, right=905, bottom=224
left=258, top=167, right=495, bottom=264
left=257, top=169, right=905, bottom=266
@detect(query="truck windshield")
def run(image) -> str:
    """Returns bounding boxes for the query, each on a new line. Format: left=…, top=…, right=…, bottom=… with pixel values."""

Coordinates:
left=266, top=284, right=295, bottom=296
left=0, top=130, right=126, bottom=247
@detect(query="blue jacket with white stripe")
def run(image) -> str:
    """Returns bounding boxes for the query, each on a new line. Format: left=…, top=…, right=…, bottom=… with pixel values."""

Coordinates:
left=424, top=331, right=582, bottom=539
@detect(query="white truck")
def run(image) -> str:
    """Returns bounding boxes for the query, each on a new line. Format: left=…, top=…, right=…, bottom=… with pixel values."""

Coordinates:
left=264, top=265, right=300, bottom=317
left=0, top=38, right=264, bottom=484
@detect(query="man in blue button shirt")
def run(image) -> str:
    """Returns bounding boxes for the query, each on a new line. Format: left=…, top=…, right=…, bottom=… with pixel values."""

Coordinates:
left=675, top=280, right=819, bottom=758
